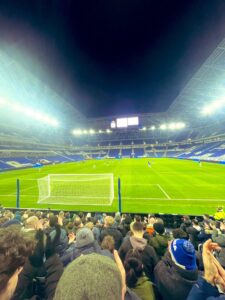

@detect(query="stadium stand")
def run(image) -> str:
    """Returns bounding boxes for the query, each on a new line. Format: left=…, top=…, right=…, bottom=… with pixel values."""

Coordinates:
left=0, top=208, right=225, bottom=300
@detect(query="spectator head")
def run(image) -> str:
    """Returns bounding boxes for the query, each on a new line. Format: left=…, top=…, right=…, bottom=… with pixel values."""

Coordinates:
left=115, top=212, right=121, bottom=224
left=76, top=227, right=94, bottom=248
left=203, top=214, right=210, bottom=221
left=0, top=227, right=34, bottom=300
left=35, top=211, right=42, bottom=220
left=220, top=220, right=225, bottom=231
left=172, top=228, right=189, bottom=240
left=124, top=255, right=143, bottom=288
left=3, top=210, right=14, bottom=220
left=101, top=235, right=115, bottom=253
left=153, top=222, right=165, bottom=235
left=74, top=217, right=82, bottom=228
left=217, top=207, right=223, bottom=212
left=131, top=222, right=144, bottom=238
left=148, top=215, right=156, bottom=225
left=169, top=239, right=197, bottom=270
left=209, top=220, right=217, bottom=230
left=25, top=216, right=39, bottom=230
left=85, top=222, right=94, bottom=230
left=182, top=215, right=190, bottom=222
left=54, top=253, right=123, bottom=300
left=92, top=217, right=100, bottom=226
left=49, top=214, right=58, bottom=227
left=155, top=218, right=164, bottom=224
left=78, top=211, right=84, bottom=219
left=192, top=219, right=199, bottom=226
left=104, top=216, right=114, bottom=227
left=64, top=212, right=71, bottom=219
left=134, top=215, right=142, bottom=222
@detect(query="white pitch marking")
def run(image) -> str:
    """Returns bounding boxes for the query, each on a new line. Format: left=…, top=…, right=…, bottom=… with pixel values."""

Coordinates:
left=157, top=184, right=171, bottom=199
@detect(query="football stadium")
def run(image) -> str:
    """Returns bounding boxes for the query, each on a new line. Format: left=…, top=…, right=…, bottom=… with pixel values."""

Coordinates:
left=2, top=2, right=225, bottom=300
left=1, top=37, right=225, bottom=215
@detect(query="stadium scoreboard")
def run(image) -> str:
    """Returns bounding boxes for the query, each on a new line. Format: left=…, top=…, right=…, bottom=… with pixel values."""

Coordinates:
left=110, top=116, right=139, bottom=128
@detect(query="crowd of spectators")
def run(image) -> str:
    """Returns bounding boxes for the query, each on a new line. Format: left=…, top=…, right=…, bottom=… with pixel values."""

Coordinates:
left=1, top=207, right=225, bottom=299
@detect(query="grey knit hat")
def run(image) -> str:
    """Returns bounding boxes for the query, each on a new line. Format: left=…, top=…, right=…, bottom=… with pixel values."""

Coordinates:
left=54, top=253, right=122, bottom=300
left=76, top=227, right=94, bottom=248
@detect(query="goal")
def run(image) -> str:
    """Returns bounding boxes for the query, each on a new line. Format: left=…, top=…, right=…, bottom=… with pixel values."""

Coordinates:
left=37, top=173, right=114, bottom=206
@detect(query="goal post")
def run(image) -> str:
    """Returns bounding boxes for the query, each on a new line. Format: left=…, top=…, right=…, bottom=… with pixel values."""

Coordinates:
left=37, top=174, right=114, bottom=206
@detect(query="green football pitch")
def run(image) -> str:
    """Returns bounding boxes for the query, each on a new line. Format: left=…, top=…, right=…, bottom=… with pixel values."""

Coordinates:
left=0, top=158, right=225, bottom=215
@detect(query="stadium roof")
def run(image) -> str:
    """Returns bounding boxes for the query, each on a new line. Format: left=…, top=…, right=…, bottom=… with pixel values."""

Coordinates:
left=168, top=38, right=225, bottom=124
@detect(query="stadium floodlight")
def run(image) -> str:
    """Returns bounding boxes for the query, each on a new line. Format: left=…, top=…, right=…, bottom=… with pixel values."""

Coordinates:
left=5, top=101, right=59, bottom=126
left=89, top=129, right=95, bottom=134
left=106, top=129, right=111, bottom=133
left=0, top=97, right=7, bottom=106
left=168, top=123, right=176, bottom=130
left=202, top=98, right=225, bottom=115
left=176, top=122, right=186, bottom=129
left=150, top=126, right=156, bottom=130
left=99, top=130, right=102, bottom=133
left=142, top=127, right=147, bottom=131
left=72, top=129, right=82, bottom=135
left=160, top=124, right=167, bottom=130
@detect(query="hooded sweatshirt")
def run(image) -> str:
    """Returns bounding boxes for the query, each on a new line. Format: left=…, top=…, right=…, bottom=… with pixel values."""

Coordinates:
left=119, top=236, right=159, bottom=281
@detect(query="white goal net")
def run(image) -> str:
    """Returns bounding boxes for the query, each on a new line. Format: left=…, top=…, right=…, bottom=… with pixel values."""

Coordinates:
left=37, top=174, right=114, bottom=205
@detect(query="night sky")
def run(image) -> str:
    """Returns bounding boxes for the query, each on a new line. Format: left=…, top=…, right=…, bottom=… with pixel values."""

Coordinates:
left=1, top=0, right=225, bottom=118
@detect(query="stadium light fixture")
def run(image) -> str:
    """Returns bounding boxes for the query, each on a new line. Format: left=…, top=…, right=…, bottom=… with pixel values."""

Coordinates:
left=98, top=130, right=102, bottom=133
left=202, top=98, right=225, bottom=115
left=175, top=122, right=185, bottom=129
left=150, top=126, right=156, bottom=130
left=89, top=129, right=95, bottom=134
left=73, top=129, right=82, bottom=135
left=106, top=129, right=111, bottom=133
left=2, top=99, right=59, bottom=127
left=0, top=97, right=7, bottom=106
left=142, top=127, right=147, bottom=131
left=160, top=124, right=167, bottom=130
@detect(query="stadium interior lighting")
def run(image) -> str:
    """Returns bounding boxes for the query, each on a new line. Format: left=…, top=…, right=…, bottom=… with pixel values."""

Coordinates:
left=160, top=124, right=167, bottom=130
left=202, top=98, right=225, bottom=115
left=89, top=129, right=95, bottom=134
left=83, top=130, right=88, bottom=134
left=98, top=130, right=102, bottom=133
left=106, top=129, right=111, bottom=133
left=72, top=129, right=82, bottom=135
left=0, top=98, right=59, bottom=126
left=150, top=126, right=156, bottom=130
left=160, top=122, right=185, bottom=130
left=142, top=127, right=147, bottom=131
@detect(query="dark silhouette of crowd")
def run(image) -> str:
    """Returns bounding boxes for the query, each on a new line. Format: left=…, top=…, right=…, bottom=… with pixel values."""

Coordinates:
left=1, top=207, right=225, bottom=300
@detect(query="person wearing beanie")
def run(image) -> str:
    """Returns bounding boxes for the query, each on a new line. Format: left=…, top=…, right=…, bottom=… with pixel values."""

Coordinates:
left=154, top=239, right=198, bottom=300
left=61, top=227, right=112, bottom=266
left=149, top=223, right=170, bottom=258
left=54, top=253, right=140, bottom=300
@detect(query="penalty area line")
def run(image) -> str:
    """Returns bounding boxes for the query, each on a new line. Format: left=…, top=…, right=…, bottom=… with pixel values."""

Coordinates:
left=157, top=184, right=171, bottom=200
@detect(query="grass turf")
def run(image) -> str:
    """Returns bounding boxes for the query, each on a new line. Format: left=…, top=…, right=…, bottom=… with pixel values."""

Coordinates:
left=0, top=158, right=225, bottom=215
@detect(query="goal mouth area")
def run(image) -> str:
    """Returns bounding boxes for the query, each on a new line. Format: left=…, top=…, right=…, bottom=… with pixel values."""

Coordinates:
left=37, top=173, right=114, bottom=206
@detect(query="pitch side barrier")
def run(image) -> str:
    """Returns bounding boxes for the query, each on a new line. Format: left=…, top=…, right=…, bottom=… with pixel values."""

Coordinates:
left=1, top=207, right=205, bottom=229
